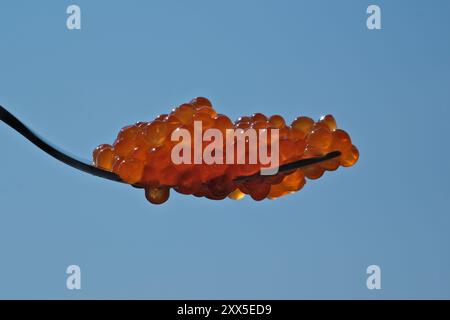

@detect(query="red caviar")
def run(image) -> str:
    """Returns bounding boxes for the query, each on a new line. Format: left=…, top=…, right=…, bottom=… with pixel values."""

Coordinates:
left=93, top=97, right=359, bottom=204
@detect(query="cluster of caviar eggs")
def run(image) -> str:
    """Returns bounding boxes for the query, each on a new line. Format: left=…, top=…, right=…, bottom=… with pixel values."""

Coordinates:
left=92, top=97, right=359, bottom=205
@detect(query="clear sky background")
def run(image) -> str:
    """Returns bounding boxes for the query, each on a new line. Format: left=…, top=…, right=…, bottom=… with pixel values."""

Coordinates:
left=0, top=0, right=449, bottom=299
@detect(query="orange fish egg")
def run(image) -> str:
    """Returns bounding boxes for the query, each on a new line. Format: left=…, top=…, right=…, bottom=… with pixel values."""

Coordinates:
left=92, top=97, right=359, bottom=204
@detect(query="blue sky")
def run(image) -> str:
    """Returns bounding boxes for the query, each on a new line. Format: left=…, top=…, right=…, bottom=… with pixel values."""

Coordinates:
left=0, top=0, right=450, bottom=299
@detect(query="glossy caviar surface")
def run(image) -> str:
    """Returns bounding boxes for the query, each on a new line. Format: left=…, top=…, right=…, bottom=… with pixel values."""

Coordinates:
left=93, top=97, right=359, bottom=204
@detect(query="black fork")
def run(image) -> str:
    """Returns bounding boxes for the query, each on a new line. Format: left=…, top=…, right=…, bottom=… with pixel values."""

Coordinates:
left=0, top=105, right=341, bottom=186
